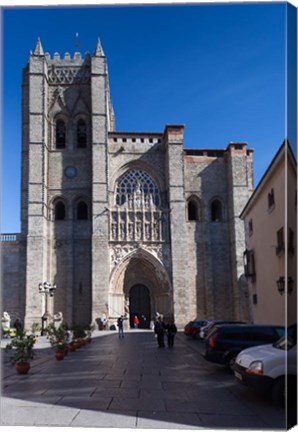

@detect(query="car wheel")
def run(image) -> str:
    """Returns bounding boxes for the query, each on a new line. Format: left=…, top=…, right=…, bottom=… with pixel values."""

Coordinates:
left=225, top=355, right=236, bottom=372
left=272, top=377, right=285, bottom=406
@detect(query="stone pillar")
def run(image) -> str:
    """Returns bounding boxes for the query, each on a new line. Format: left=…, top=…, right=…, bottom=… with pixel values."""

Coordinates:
left=226, top=143, right=254, bottom=320
left=90, top=41, right=110, bottom=327
left=23, top=43, right=49, bottom=330
left=164, top=125, right=191, bottom=327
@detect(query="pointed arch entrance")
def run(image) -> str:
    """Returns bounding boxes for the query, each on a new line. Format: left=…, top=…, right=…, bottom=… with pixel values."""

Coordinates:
left=129, top=284, right=151, bottom=328
left=109, top=247, right=172, bottom=327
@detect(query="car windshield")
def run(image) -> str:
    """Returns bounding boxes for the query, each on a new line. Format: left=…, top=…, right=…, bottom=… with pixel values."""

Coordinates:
left=273, top=325, right=297, bottom=351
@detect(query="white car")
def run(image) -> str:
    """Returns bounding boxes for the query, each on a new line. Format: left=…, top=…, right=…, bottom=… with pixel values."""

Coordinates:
left=233, top=325, right=297, bottom=405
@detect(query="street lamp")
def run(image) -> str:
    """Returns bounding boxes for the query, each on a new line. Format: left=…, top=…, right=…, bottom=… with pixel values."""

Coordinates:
left=276, top=276, right=294, bottom=295
left=39, top=281, right=56, bottom=335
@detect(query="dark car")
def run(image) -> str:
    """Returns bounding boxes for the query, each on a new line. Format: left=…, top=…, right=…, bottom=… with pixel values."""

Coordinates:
left=199, top=320, right=246, bottom=340
left=202, top=324, right=285, bottom=370
left=184, top=320, right=195, bottom=336
left=187, top=320, right=209, bottom=338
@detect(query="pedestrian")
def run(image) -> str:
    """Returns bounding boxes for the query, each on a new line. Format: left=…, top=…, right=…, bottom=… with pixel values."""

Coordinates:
left=117, top=316, right=124, bottom=338
left=166, top=318, right=177, bottom=348
left=133, top=315, right=139, bottom=329
left=13, top=318, right=22, bottom=333
left=154, top=315, right=166, bottom=347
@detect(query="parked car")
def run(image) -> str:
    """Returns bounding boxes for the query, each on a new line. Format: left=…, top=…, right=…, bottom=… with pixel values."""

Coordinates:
left=233, top=324, right=297, bottom=405
left=199, top=320, right=246, bottom=340
left=184, top=320, right=195, bottom=336
left=202, top=324, right=285, bottom=370
left=187, top=320, right=210, bottom=338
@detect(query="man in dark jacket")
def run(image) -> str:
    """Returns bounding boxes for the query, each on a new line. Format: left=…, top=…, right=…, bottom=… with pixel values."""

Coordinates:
left=154, top=316, right=166, bottom=347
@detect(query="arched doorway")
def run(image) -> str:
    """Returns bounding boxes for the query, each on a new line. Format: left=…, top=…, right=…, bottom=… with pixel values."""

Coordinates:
left=129, top=284, right=151, bottom=329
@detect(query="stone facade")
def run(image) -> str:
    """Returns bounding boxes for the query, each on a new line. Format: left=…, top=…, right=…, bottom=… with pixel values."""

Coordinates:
left=1, top=39, right=254, bottom=330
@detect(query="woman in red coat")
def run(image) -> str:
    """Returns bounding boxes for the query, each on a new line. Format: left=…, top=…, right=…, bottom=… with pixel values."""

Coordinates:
left=133, top=315, right=139, bottom=328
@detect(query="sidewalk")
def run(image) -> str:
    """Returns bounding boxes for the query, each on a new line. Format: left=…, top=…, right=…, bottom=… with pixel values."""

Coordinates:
left=1, top=330, right=285, bottom=429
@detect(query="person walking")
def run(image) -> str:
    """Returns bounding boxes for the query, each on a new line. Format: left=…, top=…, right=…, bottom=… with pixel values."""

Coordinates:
left=133, top=315, right=139, bottom=329
left=166, top=318, right=177, bottom=348
left=154, top=315, right=165, bottom=347
left=117, top=316, right=124, bottom=338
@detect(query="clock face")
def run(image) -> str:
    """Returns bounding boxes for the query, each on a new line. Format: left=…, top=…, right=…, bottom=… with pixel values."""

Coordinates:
left=64, top=166, right=77, bottom=178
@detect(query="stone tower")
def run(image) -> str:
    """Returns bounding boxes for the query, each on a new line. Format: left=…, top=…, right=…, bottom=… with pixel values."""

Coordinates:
left=2, top=38, right=255, bottom=330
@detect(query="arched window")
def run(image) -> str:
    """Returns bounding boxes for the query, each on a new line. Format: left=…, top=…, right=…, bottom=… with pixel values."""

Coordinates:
left=55, top=201, right=66, bottom=220
left=211, top=199, right=223, bottom=222
left=56, top=120, right=66, bottom=148
left=188, top=200, right=198, bottom=221
left=77, top=119, right=87, bottom=148
left=115, top=169, right=160, bottom=208
left=77, top=201, right=88, bottom=220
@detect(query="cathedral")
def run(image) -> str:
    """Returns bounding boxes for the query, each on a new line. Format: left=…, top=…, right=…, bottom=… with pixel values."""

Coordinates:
left=1, top=38, right=254, bottom=330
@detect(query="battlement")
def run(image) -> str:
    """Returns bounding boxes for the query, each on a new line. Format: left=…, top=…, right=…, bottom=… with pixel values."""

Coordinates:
left=44, top=51, right=91, bottom=65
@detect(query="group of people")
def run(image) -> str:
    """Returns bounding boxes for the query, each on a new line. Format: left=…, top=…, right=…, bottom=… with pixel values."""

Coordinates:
left=154, top=315, right=177, bottom=348
left=116, top=314, right=177, bottom=347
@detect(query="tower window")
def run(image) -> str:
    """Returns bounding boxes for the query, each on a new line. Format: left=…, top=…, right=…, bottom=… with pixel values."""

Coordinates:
left=211, top=199, right=222, bottom=222
left=77, top=201, right=88, bottom=220
left=56, top=120, right=66, bottom=148
left=187, top=199, right=199, bottom=221
left=77, top=119, right=87, bottom=148
left=55, top=201, right=66, bottom=220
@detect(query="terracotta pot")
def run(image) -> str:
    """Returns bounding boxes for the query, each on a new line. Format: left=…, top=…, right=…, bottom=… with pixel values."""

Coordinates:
left=68, top=343, right=76, bottom=352
left=55, top=351, right=65, bottom=360
left=87, top=337, right=91, bottom=343
left=15, top=362, right=30, bottom=374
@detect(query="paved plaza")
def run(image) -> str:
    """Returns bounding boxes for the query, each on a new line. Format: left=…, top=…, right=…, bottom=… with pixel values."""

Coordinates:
left=1, top=330, right=287, bottom=429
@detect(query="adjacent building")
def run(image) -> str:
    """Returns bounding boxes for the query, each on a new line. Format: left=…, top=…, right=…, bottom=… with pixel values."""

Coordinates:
left=240, top=141, right=297, bottom=326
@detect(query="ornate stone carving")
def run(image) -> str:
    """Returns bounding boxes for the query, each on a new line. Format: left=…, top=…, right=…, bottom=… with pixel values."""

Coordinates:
left=48, top=66, right=90, bottom=85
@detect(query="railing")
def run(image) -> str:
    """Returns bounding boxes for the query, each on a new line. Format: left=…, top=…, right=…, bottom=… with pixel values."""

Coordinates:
left=1, top=233, right=20, bottom=242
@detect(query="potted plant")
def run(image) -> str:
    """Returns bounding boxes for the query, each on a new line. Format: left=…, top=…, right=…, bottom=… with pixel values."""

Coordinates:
left=72, top=326, right=86, bottom=347
left=45, top=323, right=69, bottom=360
left=5, top=331, right=35, bottom=374
left=31, top=322, right=40, bottom=344
left=85, top=324, right=95, bottom=343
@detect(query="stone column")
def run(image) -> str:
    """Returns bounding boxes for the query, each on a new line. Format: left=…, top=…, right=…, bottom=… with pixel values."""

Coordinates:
left=23, top=41, right=49, bottom=330
left=226, top=143, right=254, bottom=320
left=90, top=40, right=110, bottom=326
left=164, top=125, right=191, bottom=326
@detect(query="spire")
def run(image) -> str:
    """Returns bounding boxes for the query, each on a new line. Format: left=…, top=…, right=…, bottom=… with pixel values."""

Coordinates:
left=33, top=37, right=44, bottom=56
left=93, top=37, right=105, bottom=57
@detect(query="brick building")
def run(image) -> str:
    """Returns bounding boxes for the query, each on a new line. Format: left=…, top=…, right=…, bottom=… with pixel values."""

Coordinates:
left=1, top=38, right=254, bottom=330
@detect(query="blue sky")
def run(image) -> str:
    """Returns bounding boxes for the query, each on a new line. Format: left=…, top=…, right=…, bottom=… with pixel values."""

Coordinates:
left=1, top=3, right=296, bottom=233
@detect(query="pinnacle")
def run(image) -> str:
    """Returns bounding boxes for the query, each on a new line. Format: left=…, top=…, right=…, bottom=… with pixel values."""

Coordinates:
left=93, top=37, right=105, bottom=57
left=33, top=37, right=44, bottom=56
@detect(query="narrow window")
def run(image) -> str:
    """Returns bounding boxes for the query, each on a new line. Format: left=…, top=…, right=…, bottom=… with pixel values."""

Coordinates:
left=211, top=199, right=222, bottom=222
left=289, top=228, right=295, bottom=255
left=252, top=294, right=258, bottom=305
left=243, top=249, right=256, bottom=280
left=56, top=120, right=66, bottom=148
left=248, top=218, right=253, bottom=236
left=276, top=227, right=285, bottom=255
left=268, top=188, right=275, bottom=209
left=77, top=119, right=87, bottom=148
left=188, top=200, right=198, bottom=221
left=77, top=201, right=88, bottom=220
left=55, top=201, right=66, bottom=220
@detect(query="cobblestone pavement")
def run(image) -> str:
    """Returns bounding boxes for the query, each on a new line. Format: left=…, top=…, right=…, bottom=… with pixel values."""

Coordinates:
left=1, top=330, right=287, bottom=429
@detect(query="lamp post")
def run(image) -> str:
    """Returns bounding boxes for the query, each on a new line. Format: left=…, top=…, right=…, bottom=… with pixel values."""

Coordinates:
left=39, top=281, right=56, bottom=335
left=276, top=276, right=294, bottom=295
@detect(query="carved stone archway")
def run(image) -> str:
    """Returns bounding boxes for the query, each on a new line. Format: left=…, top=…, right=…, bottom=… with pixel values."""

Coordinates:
left=108, top=247, right=172, bottom=326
